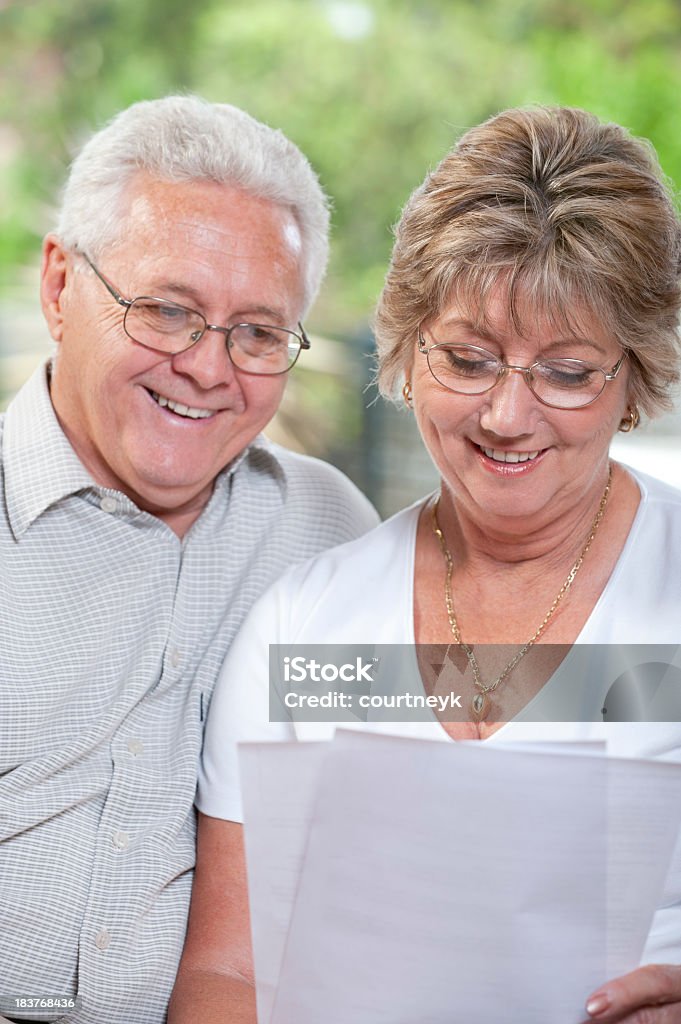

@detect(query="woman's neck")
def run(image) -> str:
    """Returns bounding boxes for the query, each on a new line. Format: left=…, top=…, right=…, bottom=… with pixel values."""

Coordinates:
left=413, top=463, right=642, bottom=736
left=434, top=463, right=615, bottom=573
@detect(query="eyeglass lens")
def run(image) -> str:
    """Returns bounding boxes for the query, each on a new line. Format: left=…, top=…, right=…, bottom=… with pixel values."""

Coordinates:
left=124, top=298, right=301, bottom=374
left=426, top=345, right=607, bottom=409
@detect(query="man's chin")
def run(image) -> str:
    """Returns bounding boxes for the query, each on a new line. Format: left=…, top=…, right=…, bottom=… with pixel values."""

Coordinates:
left=122, top=473, right=217, bottom=521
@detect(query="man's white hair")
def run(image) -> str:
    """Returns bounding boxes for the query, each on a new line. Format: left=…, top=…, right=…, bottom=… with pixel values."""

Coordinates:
left=56, top=94, right=330, bottom=315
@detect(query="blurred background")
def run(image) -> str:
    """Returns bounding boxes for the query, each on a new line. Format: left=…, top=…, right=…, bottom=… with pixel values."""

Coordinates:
left=1, top=0, right=680, bottom=515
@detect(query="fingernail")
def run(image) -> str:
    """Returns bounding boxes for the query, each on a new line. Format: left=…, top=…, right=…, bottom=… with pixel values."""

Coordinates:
left=586, top=993, right=610, bottom=1016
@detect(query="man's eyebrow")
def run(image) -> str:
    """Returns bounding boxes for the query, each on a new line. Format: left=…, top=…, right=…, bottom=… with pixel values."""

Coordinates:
left=142, top=279, right=207, bottom=305
left=145, top=281, right=287, bottom=322
left=230, top=305, right=288, bottom=324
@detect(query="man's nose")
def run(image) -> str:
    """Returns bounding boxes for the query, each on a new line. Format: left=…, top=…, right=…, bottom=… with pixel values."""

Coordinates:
left=478, top=367, right=540, bottom=436
left=169, top=327, right=236, bottom=389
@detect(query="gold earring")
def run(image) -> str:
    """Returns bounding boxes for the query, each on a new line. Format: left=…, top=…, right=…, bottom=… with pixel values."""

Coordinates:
left=619, top=406, right=640, bottom=432
left=402, top=380, right=413, bottom=407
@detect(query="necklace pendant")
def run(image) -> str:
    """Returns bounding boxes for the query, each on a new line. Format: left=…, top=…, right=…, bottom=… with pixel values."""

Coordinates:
left=472, top=692, right=488, bottom=720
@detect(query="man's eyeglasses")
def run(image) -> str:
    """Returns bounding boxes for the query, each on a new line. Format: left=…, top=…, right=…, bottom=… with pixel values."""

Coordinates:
left=418, top=330, right=625, bottom=410
left=82, top=254, right=310, bottom=376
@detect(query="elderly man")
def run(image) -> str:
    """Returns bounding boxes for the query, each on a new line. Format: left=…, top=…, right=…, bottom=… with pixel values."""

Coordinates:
left=0, top=95, right=377, bottom=1024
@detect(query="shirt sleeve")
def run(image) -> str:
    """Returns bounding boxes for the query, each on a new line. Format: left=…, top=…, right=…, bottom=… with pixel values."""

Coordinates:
left=197, top=580, right=296, bottom=823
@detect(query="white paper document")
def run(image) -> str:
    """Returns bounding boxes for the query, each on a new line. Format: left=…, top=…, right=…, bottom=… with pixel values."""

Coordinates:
left=239, top=732, right=681, bottom=1024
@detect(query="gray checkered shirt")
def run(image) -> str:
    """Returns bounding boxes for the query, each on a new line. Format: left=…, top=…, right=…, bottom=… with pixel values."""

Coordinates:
left=0, top=362, right=378, bottom=1024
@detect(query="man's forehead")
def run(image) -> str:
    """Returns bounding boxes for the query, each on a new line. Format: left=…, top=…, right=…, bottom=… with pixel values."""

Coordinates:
left=117, top=172, right=302, bottom=254
left=98, top=173, right=305, bottom=316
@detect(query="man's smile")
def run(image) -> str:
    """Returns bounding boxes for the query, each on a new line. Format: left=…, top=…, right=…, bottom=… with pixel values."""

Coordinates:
left=148, top=388, right=218, bottom=420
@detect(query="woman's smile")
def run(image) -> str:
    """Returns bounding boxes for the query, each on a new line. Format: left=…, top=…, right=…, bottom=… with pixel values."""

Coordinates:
left=471, top=440, right=548, bottom=474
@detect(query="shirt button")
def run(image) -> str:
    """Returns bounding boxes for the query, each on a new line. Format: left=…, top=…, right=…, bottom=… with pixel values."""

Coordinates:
left=100, top=496, right=118, bottom=514
left=112, top=830, right=130, bottom=850
left=171, top=648, right=182, bottom=668
left=95, top=929, right=111, bottom=951
left=127, top=738, right=144, bottom=756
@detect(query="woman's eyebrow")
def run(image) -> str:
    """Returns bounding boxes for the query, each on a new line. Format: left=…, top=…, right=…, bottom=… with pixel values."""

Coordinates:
left=435, top=318, right=495, bottom=340
left=540, top=336, right=609, bottom=357
left=433, top=316, right=612, bottom=358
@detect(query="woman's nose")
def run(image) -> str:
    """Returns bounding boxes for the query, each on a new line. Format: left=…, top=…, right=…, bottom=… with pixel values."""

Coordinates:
left=478, top=368, right=540, bottom=437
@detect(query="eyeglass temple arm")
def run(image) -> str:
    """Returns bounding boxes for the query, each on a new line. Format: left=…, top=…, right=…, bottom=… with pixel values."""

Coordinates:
left=605, top=353, right=627, bottom=380
left=298, top=323, right=311, bottom=350
left=81, top=254, right=132, bottom=309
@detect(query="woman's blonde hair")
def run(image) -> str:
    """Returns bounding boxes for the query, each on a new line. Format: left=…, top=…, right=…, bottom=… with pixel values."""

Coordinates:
left=374, top=106, right=681, bottom=416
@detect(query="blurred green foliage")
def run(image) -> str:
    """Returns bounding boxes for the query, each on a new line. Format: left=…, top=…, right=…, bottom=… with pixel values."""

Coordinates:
left=2, top=0, right=681, bottom=330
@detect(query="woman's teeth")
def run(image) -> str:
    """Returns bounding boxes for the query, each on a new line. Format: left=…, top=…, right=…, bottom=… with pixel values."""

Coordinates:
left=481, top=447, right=540, bottom=464
left=151, top=391, right=215, bottom=420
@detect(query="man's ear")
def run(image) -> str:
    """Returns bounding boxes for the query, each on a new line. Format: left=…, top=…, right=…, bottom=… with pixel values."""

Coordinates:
left=40, top=235, right=71, bottom=343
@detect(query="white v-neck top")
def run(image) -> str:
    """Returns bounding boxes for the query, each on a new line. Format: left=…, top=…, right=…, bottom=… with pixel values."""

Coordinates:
left=198, top=466, right=681, bottom=965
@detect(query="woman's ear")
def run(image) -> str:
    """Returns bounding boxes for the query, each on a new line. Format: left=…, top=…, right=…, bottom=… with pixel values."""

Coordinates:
left=40, top=235, right=70, bottom=343
left=620, top=365, right=641, bottom=432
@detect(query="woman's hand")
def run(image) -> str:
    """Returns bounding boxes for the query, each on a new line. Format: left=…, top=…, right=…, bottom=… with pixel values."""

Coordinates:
left=585, top=964, right=681, bottom=1022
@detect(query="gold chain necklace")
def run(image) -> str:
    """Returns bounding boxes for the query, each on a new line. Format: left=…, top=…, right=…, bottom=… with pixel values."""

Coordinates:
left=430, top=465, right=613, bottom=721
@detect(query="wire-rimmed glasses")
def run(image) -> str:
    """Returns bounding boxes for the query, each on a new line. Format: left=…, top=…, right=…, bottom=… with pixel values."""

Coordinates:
left=82, top=254, right=310, bottom=376
left=417, top=330, right=625, bottom=410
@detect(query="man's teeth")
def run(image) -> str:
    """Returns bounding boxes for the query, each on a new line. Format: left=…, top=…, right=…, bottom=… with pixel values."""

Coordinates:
left=482, top=447, right=540, bottom=464
left=151, top=391, right=215, bottom=420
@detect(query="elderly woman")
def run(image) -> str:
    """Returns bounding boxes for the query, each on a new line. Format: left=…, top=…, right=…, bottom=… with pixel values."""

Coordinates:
left=170, top=107, right=681, bottom=1023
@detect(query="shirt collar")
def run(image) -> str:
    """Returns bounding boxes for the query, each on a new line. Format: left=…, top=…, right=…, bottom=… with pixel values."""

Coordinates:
left=3, top=360, right=285, bottom=540
left=4, top=361, right=95, bottom=539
